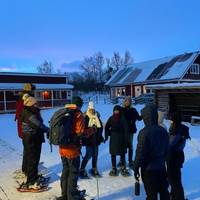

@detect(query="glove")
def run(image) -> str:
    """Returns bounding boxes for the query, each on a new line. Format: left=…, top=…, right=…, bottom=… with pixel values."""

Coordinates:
left=133, top=167, right=140, bottom=180
left=46, top=130, right=49, bottom=139
left=104, top=137, right=108, bottom=143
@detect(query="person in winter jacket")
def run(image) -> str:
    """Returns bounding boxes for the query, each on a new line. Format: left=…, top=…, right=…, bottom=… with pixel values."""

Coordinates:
left=57, top=96, right=95, bottom=200
left=121, top=96, right=142, bottom=168
left=133, top=104, right=170, bottom=200
left=19, top=95, right=49, bottom=191
left=79, top=101, right=104, bottom=178
left=15, top=83, right=36, bottom=175
left=105, top=105, right=130, bottom=177
left=167, top=111, right=190, bottom=200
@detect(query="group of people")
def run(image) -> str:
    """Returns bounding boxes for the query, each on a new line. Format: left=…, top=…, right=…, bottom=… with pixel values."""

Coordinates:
left=15, top=83, right=190, bottom=200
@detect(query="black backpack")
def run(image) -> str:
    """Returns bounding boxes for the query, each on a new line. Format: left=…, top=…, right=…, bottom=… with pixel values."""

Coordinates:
left=49, top=108, right=75, bottom=146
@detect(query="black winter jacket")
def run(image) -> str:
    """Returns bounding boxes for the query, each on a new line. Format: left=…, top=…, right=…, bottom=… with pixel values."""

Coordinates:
left=20, top=106, right=48, bottom=143
left=105, top=114, right=129, bottom=155
left=167, top=123, right=190, bottom=168
left=122, top=106, right=142, bottom=134
left=133, top=105, right=169, bottom=171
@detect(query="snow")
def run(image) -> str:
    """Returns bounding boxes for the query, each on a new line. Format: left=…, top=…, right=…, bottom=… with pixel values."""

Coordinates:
left=0, top=99, right=200, bottom=200
left=0, top=83, right=73, bottom=90
left=146, top=82, right=200, bottom=89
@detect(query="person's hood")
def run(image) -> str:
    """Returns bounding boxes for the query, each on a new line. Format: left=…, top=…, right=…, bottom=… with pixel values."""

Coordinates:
left=158, top=111, right=165, bottom=124
left=141, top=104, right=158, bottom=126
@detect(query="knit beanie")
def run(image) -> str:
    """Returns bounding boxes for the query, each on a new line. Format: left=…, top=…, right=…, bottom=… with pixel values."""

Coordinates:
left=72, top=96, right=83, bottom=107
left=88, top=101, right=94, bottom=110
left=113, top=105, right=121, bottom=112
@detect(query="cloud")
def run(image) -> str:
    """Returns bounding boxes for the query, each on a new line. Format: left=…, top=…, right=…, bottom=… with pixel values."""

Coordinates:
left=58, top=60, right=83, bottom=73
left=0, top=66, right=17, bottom=72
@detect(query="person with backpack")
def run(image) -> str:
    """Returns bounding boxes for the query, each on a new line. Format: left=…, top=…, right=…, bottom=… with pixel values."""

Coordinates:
left=18, top=95, right=49, bottom=192
left=133, top=104, right=170, bottom=200
left=56, top=96, right=91, bottom=200
left=104, top=105, right=130, bottom=177
left=15, top=83, right=36, bottom=175
left=121, top=96, right=142, bottom=168
left=79, top=101, right=103, bottom=178
left=167, top=111, right=190, bottom=200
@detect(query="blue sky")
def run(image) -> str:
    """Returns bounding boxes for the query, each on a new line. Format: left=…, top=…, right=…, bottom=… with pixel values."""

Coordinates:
left=0, top=0, right=200, bottom=72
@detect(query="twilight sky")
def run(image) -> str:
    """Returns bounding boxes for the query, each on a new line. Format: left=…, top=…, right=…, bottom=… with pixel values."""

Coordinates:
left=0, top=0, right=200, bottom=72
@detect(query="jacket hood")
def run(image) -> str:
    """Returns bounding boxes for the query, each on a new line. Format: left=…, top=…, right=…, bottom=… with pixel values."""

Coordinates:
left=141, top=104, right=158, bottom=126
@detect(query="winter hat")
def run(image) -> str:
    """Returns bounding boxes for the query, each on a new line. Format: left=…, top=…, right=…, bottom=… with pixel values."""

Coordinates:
left=72, top=96, right=83, bottom=107
left=88, top=101, right=95, bottom=110
left=23, top=83, right=36, bottom=92
left=113, top=105, right=121, bottom=112
left=23, top=95, right=37, bottom=107
left=23, top=83, right=32, bottom=91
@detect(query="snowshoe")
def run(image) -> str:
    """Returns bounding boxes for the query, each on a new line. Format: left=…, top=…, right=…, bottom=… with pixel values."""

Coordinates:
left=17, top=181, right=48, bottom=193
left=120, top=167, right=130, bottom=177
left=79, top=170, right=90, bottom=179
left=109, top=168, right=118, bottom=176
left=89, top=168, right=102, bottom=178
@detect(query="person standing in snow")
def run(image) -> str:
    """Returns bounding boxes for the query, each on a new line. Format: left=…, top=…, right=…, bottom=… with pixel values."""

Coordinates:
left=121, top=96, right=142, bottom=168
left=57, top=96, right=94, bottom=200
left=133, top=104, right=170, bottom=200
left=105, top=105, right=130, bottom=177
left=167, top=111, right=190, bottom=200
left=15, top=83, right=36, bottom=175
left=79, top=101, right=104, bottom=178
left=19, top=95, right=49, bottom=191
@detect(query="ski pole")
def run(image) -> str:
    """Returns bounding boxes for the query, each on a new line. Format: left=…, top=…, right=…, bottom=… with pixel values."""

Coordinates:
left=96, top=175, right=100, bottom=200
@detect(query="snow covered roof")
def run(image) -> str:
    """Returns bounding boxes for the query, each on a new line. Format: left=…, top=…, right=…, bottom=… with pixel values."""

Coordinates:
left=0, top=83, right=73, bottom=90
left=0, top=72, right=68, bottom=77
left=106, top=51, right=199, bottom=86
left=146, top=82, right=200, bottom=90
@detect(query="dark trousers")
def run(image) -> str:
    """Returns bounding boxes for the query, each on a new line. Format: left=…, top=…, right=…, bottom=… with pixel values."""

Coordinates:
left=61, top=156, right=80, bottom=200
left=167, top=166, right=185, bottom=200
left=23, top=134, right=42, bottom=184
left=112, top=154, right=126, bottom=168
left=127, top=134, right=133, bottom=163
left=22, top=140, right=28, bottom=174
left=80, top=146, right=98, bottom=170
left=141, top=170, right=170, bottom=200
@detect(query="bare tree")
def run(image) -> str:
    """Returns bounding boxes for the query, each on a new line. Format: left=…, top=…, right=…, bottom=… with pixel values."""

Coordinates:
left=94, top=52, right=104, bottom=83
left=123, top=50, right=134, bottom=67
left=111, top=52, right=123, bottom=71
left=37, top=60, right=53, bottom=74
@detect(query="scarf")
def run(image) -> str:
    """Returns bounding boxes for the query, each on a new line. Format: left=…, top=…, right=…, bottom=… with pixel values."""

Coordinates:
left=86, top=111, right=101, bottom=128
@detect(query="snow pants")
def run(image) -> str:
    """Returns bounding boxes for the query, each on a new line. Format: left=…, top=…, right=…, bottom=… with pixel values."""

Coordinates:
left=141, top=169, right=170, bottom=200
left=80, top=146, right=99, bottom=170
left=23, top=133, right=42, bottom=184
left=61, top=156, right=80, bottom=200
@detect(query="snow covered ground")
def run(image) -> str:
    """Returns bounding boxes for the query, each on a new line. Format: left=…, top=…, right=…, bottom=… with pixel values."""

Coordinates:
left=0, top=99, right=200, bottom=200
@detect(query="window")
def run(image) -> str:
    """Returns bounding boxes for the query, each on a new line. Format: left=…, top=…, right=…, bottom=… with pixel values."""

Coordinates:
left=190, top=64, right=200, bottom=74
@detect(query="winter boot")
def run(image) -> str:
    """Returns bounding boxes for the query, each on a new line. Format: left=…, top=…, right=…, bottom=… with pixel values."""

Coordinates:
left=89, top=168, right=101, bottom=177
left=109, top=167, right=118, bottom=176
left=79, top=169, right=90, bottom=179
left=120, top=166, right=130, bottom=177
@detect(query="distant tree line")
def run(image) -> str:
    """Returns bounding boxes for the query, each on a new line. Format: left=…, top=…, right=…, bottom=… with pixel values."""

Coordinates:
left=36, top=50, right=134, bottom=92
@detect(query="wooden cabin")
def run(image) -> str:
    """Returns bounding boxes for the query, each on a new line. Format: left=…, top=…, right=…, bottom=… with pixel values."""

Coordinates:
left=146, top=83, right=200, bottom=122
left=0, top=72, right=73, bottom=113
left=106, top=51, right=200, bottom=99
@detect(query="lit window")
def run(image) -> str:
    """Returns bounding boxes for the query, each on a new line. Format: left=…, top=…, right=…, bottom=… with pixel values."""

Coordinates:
left=190, top=64, right=200, bottom=74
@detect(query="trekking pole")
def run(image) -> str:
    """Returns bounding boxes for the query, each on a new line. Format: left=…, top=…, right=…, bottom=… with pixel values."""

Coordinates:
left=96, top=175, right=100, bottom=200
